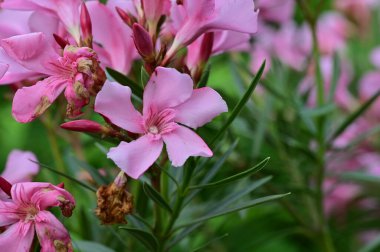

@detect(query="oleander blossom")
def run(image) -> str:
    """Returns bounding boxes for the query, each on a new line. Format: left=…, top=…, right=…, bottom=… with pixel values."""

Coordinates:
left=1, top=32, right=105, bottom=122
left=1, top=150, right=39, bottom=184
left=95, top=67, right=227, bottom=179
left=0, top=182, right=75, bottom=251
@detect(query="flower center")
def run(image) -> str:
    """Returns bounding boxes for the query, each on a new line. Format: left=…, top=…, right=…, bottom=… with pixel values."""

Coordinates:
left=144, top=108, right=177, bottom=136
left=23, top=206, right=39, bottom=221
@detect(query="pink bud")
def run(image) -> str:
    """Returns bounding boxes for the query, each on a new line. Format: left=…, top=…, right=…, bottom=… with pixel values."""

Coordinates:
left=199, top=32, right=214, bottom=64
left=57, top=182, right=65, bottom=189
left=0, top=176, right=12, bottom=197
left=116, top=6, right=135, bottom=27
left=80, top=3, right=92, bottom=42
left=133, top=23, right=154, bottom=61
left=53, top=34, right=69, bottom=49
left=61, top=120, right=106, bottom=134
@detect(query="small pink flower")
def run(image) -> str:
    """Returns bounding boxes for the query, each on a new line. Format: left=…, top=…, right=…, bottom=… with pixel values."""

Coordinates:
left=165, top=0, right=258, bottom=60
left=95, top=67, right=227, bottom=179
left=0, top=182, right=75, bottom=252
left=256, top=0, right=295, bottom=24
left=1, top=150, right=39, bottom=184
left=1, top=32, right=104, bottom=122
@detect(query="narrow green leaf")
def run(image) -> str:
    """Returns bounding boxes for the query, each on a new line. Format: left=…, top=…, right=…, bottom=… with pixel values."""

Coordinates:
left=197, top=64, right=211, bottom=88
left=34, top=161, right=97, bottom=192
left=140, top=66, right=150, bottom=87
left=119, top=227, right=158, bottom=252
left=143, top=182, right=173, bottom=214
left=191, top=233, right=229, bottom=252
left=327, top=53, right=340, bottom=103
left=189, top=157, right=270, bottom=189
left=341, top=172, right=380, bottom=186
left=106, top=67, right=143, bottom=98
left=329, top=90, right=380, bottom=143
left=176, top=193, right=290, bottom=229
left=210, top=61, right=265, bottom=145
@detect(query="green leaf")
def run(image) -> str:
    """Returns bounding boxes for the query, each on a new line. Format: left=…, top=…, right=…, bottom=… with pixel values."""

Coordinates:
left=327, top=54, right=340, bottom=103
left=210, top=61, right=265, bottom=145
left=328, top=90, right=380, bottom=143
left=197, top=64, right=211, bottom=88
left=106, top=67, right=143, bottom=98
left=119, top=227, right=159, bottom=252
left=175, top=193, right=289, bottom=229
left=140, top=66, right=150, bottom=87
left=189, top=157, right=270, bottom=189
left=73, top=241, right=115, bottom=252
left=359, top=233, right=380, bottom=252
left=66, top=154, right=108, bottom=185
left=35, top=161, right=97, bottom=192
left=143, top=182, right=173, bottom=214
left=341, top=172, right=380, bottom=186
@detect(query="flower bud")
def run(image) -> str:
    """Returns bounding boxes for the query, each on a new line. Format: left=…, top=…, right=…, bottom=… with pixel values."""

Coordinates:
left=61, top=120, right=107, bottom=134
left=0, top=176, right=12, bottom=197
left=199, top=32, right=214, bottom=64
left=80, top=3, right=93, bottom=47
left=133, top=23, right=155, bottom=62
left=116, top=7, right=135, bottom=27
left=95, top=171, right=133, bottom=225
left=53, top=34, right=69, bottom=49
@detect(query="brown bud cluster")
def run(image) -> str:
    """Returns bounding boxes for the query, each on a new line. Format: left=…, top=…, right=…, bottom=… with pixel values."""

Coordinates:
left=95, top=179, right=133, bottom=225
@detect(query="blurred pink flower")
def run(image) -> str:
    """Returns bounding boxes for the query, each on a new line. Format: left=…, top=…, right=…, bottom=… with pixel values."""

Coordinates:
left=324, top=179, right=360, bottom=216
left=256, top=0, right=295, bottom=24
left=1, top=32, right=103, bottom=122
left=317, top=12, right=351, bottom=55
left=0, top=63, right=8, bottom=80
left=165, top=0, right=258, bottom=60
left=1, top=150, right=39, bottom=184
left=370, top=47, right=380, bottom=69
left=95, top=67, right=227, bottom=179
left=300, top=56, right=354, bottom=109
left=0, top=182, right=75, bottom=251
left=359, top=71, right=380, bottom=119
left=273, top=22, right=312, bottom=71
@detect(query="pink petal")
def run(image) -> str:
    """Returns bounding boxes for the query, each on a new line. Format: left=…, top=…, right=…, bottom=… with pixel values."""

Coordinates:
left=28, top=11, right=60, bottom=35
left=174, top=87, right=227, bottom=129
left=1, top=32, right=58, bottom=75
left=95, top=81, right=144, bottom=133
left=163, top=126, right=212, bottom=167
left=12, top=76, right=67, bottom=123
left=210, top=0, right=258, bottom=33
left=370, top=47, right=380, bottom=69
left=1, top=150, right=39, bottom=183
left=11, top=182, right=75, bottom=211
left=0, top=200, right=20, bottom=225
left=256, top=0, right=295, bottom=23
left=35, top=211, right=73, bottom=252
left=0, top=63, right=9, bottom=80
left=86, top=1, right=136, bottom=74
left=0, top=48, right=41, bottom=85
left=108, top=135, right=163, bottom=179
left=0, top=221, right=35, bottom=252
left=0, top=10, right=33, bottom=39
left=143, top=67, right=193, bottom=114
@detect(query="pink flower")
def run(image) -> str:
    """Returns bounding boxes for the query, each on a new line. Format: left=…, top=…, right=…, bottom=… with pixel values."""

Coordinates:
left=256, top=0, right=295, bottom=24
left=0, top=182, right=75, bottom=251
left=86, top=1, right=137, bottom=74
left=140, top=0, right=171, bottom=35
left=95, top=67, right=227, bottom=179
left=359, top=71, right=380, bottom=119
left=165, top=0, right=258, bottom=60
left=1, top=150, right=39, bottom=184
left=370, top=47, right=380, bottom=69
left=1, top=0, right=81, bottom=43
left=1, top=32, right=104, bottom=122
left=0, top=63, right=8, bottom=80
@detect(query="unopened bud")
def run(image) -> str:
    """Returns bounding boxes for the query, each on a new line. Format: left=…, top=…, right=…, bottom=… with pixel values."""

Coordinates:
left=133, top=23, right=155, bottom=61
left=95, top=172, right=133, bottom=225
left=80, top=3, right=93, bottom=47
left=199, top=32, right=214, bottom=64
left=116, top=7, right=135, bottom=27
left=53, top=34, right=69, bottom=49
left=0, top=176, right=12, bottom=197
left=61, top=120, right=107, bottom=134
